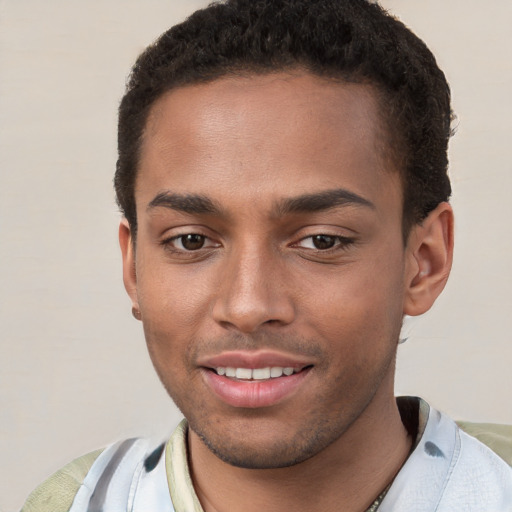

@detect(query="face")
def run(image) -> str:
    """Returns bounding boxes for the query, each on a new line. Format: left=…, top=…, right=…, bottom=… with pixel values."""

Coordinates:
left=122, top=72, right=414, bottom=469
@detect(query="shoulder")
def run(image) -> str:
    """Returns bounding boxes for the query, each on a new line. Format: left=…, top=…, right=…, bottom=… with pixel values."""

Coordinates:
left=434, top=411, right=512, bottom=510
left=382, top=400, right=512, bottom=511
left=21, top=449, right=103, bottom=512
left=457, top=420, right=512, bottom=466
left=22, top=437, right=174, bottom=512
left=439, top=421, right=512, bottom=510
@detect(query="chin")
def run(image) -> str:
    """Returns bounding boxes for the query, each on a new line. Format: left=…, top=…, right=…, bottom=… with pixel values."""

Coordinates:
left=189, top=414, right=346, bottom=470
left=197, top=434, right=316, bottom=469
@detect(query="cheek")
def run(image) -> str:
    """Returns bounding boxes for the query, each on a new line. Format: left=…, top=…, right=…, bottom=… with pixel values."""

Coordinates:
left=134, top=262, right=213, bottom=381
left=136, top=254, right=213, bottom=329
left=300, top=252, right=405, bottom=352
left=139, top=289, right=204, bottom=403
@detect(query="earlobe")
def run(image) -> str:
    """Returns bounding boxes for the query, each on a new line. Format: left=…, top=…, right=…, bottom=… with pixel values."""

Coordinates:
left=119, top=219, right=140, bottom=315
left=403, top=202, right=454, bottom=317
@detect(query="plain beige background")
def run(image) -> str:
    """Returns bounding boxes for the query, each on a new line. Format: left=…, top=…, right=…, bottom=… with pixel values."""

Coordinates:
left=0, top=1, right=511, bottom=510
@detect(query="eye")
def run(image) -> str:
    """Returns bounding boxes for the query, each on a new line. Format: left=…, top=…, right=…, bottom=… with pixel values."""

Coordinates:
left=178, top=234, right=206, bottom=250
left=298, top=234, right=351, bottom=250
left=164, top=233, right=218, bottom=251
left=309, top=235, right=336, bottom=250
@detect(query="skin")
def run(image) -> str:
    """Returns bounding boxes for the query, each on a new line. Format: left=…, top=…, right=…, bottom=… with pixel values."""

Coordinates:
left=120, top=72, right=453, bottom=511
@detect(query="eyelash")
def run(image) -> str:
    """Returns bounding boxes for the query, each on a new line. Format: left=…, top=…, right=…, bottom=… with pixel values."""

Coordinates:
left=294, top=234, right=355, bottom=253
left=160, top=233, right=217, bottom=252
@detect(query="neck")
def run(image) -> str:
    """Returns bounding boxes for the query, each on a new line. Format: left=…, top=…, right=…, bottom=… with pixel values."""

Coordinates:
left=188, top=390, right=412, bottom=512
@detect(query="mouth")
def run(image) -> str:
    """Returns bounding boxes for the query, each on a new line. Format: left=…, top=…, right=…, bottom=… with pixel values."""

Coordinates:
left=200, top=353, right=314, bottom=408
left=212, top=366, right=304, bottom=380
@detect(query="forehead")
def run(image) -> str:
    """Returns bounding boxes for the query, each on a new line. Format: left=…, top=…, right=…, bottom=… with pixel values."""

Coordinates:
left=136, top=72, right=400, bottom=213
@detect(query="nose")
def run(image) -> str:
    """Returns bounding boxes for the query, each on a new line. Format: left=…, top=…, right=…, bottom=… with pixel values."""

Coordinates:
left=212, top=245, right=295, bottom=333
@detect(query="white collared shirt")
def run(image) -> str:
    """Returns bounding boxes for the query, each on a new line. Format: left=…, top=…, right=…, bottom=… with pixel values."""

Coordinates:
left=66, top=398, right=512, bottom=512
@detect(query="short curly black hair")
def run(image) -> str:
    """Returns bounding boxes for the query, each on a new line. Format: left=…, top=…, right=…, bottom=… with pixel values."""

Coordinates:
left=115, top=0, right=452, bottom=238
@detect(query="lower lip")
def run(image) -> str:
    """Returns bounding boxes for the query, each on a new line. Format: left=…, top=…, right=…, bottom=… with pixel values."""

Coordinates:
left=202, top=368, right=311, bottom=408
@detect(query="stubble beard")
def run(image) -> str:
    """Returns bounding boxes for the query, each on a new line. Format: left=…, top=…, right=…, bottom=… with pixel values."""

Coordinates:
left=148, top=330, right=399, bottom=470
left=190, top=411, right=355, bottom=469
left=171, top=355, right=397, bottom=470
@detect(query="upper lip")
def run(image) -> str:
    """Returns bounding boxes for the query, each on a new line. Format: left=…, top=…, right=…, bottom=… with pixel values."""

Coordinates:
left=197, top=350, right=314, bottom=370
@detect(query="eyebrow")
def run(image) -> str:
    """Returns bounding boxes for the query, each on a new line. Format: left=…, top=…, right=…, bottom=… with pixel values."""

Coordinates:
left=147, top=192, right=223, bottom=215
left=146, top=188, right=375, bottom=217
left=273, top=188, right=375, bottom=216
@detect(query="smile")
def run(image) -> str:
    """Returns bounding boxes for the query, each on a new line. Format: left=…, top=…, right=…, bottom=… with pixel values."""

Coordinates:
left=203, top=365, right=312, bottom=408
left=214, top=367, right=298, bottom=380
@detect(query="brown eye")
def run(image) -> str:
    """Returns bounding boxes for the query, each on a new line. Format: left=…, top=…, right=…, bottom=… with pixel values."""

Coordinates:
left=162, top=232, right=221, bottom=255
left=180, top=234, right=206, bottom=250
left=311, top=235, right=336, bottom=250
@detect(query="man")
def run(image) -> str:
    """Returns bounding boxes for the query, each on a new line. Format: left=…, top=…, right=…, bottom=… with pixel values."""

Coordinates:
left=22, top=0, right=512, bottom=510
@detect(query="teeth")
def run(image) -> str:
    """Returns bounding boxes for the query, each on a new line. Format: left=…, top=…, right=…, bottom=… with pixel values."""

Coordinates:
left=270, top=367, right=283, bottom=378
left=235, top=368, right=252, bottom=379
left=215, top=366, right=298, bottom=380
left=252, top=367, right=271, bottom=380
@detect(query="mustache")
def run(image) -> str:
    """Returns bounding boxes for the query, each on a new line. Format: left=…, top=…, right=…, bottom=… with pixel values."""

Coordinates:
left=187, top=332, right=326, bottom=360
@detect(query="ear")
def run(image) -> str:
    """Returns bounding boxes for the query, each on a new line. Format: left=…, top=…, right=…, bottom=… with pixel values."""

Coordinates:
left=119, top=218, right=139, bottom=313
left=403, top=202, right=454, bottom=316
